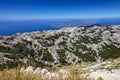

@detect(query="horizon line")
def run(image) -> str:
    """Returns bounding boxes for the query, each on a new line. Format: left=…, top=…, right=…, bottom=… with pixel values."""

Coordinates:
left=0, top=17, right=120, bottom=21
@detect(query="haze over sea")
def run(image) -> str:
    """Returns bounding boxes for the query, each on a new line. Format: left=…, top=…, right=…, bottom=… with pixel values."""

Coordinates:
left=0, top=18, right=120, bottom=36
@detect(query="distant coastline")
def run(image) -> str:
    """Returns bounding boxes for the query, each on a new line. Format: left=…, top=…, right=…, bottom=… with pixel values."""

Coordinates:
left=0, top=18, right=120, bottom=36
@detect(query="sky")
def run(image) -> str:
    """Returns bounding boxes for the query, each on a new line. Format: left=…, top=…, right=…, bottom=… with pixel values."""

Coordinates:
left=0, top=0, right=120, bottom=20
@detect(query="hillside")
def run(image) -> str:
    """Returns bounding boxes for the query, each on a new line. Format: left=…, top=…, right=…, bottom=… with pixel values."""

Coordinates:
left=0, top=25, right=120, bottom=69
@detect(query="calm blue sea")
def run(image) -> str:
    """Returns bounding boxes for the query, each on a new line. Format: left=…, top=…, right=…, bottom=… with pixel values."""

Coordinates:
left=0, top=20, right=60, bottom=36
left=0, top=18, right=120, bottom=36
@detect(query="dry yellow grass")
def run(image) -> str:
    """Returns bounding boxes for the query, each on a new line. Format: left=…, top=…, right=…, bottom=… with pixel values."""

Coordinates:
left=0, top=67, right=94, bottom=80
left=0, top=68, right=44, bottom=80
left=1, top=58, right=119, bottom=80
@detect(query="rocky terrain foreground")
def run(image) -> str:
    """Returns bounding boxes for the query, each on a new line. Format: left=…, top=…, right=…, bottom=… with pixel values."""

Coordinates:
left=0, top=24, right=120, bottom=80
left=19, top=58, right=120, bottom=80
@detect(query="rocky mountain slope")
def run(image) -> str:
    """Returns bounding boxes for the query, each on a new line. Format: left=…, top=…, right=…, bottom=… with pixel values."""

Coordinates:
left=0, top=25, right=120, bottom=69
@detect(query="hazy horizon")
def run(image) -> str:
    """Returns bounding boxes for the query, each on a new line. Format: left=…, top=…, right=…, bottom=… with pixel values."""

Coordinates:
left=0, top=18, right=120, bottom=36
left=0, top=0, right=120, bottom=36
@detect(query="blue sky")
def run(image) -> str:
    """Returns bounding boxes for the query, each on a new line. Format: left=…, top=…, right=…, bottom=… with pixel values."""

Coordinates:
left=0, top=0, right=120, bottom=20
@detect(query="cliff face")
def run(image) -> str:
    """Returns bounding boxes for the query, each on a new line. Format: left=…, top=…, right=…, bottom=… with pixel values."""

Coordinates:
left=0, top=25, right=120, bottom=68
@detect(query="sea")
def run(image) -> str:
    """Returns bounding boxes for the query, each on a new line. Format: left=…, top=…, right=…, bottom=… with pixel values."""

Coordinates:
left=0, top=18, right=120, bottom=36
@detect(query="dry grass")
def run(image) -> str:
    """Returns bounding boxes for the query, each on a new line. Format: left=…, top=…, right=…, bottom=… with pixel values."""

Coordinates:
left=0, top=68, right=44, bottom=80
left=0, top=67, right=94, bottom=80
left=1, top=58, right=119, bottom=80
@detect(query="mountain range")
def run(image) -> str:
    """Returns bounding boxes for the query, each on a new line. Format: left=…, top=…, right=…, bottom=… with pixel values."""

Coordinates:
left=0, top=24, right=120, bottom=69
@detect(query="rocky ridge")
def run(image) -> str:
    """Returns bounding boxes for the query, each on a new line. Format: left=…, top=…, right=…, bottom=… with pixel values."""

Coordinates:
left=0, top=25, right=120, bottom=68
